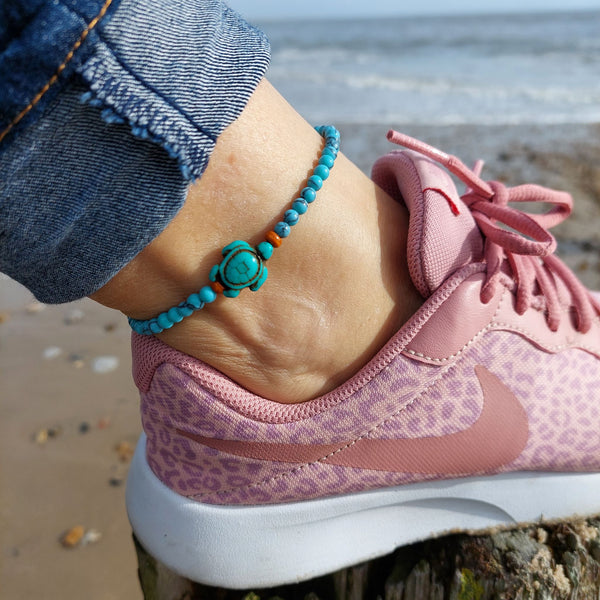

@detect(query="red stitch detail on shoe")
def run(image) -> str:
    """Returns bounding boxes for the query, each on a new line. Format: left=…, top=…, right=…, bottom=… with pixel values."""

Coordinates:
left=424, top=187, right=461, bottom=215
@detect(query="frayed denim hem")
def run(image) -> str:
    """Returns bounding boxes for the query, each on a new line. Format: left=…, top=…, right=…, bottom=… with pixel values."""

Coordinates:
left=0, top=0, right=270, bottom=302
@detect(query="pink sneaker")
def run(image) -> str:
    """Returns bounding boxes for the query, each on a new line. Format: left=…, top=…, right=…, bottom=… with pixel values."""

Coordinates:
left=126, top=130, right=600, bottom=589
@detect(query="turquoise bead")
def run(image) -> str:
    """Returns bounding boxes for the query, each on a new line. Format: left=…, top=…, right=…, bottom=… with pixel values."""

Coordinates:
left=301, top=187, right=317, bottom=203
left=319, top=154, right=334, bottom=168
left=157, top=313, right=173, bottom=330
left=313, top=164, right=329, bottom=180
left=284, top=209, right=299, bottom=226
left=221, top=244, right=261, bottom=289
left=150, top=321, right=162, bottom=334
left=257, top=241, right=274, bottom=259
left=209, top=264, right=219, bottom=282
left=168, top=307, right=184, bottom=323
left=274, top=221, right=290, bottom=238
left=198, top=285, right=217, bottom=303
left=178, top=305, right=194, bottom=317
left=218, top=241, right=267, bottom=292
left=187, top=292, right=202, bottom=309
left=128, top=125, right=339, bottom=337
left=307, top=175, right=323, bottom=190
left=128, top=319, right=141, bottom=333
left=292, top=198, right=308, bottom=214
left=324, top=125, right=339, bottom=139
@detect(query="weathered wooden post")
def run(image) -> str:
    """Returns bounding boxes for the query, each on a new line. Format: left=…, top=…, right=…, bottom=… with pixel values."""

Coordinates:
left=134, top=515, right=600, bottom=599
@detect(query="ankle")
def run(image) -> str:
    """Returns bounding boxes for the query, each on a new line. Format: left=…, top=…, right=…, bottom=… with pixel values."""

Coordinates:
left=90, top=79, right=423, bottom=403
left=119, top=156, right=420, bottom=402
left=154, top=201, right=422, bottom=403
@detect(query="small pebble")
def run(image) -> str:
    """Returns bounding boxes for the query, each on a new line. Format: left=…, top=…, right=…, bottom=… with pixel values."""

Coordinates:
left=0, top=311, right=10, bottom=324
left=81, top=529, right=102, bottom=546
left=64, top=308, right=85, bottom=325
left=79, top=422, right=91, bottom=434
left=34, top=429, right=48, bottom=445
left=98, top=417, right=111, bottom=429
left=109, top=477, right=124, bottom=487
left=578, top=260, right=590, bottom=272
left=47, top=426, right=61, bottom=438
left=34, top=426, right=61, bottom=444
left=68, top=353, right=85, bottom=369
left=115, top=441, right=134, bottom=463
left=60, top=526, right=85, bottom=548
left=92, top=356, right=119, bottom=374
left=26, top=301, right=45, bottom=314
left=104, top=322, right=117, bottom=332
left=42, top=346, right=62, bottom=360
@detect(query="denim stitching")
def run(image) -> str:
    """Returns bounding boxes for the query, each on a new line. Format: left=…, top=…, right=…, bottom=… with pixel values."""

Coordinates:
left=0, top=0, right=114, bottom=144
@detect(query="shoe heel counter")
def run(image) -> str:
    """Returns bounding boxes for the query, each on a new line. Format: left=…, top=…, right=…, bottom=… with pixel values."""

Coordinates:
left=139, top=363, right=269, bottom=502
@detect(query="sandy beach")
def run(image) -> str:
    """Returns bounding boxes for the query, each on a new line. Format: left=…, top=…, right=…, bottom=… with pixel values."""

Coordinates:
left=1, top=122, right=599, bottom=599
left=0, top=282, right=143, bottom=599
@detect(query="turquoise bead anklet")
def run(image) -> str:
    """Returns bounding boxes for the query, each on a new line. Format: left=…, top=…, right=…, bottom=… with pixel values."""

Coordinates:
left=128, top=125, right=340, bottom=336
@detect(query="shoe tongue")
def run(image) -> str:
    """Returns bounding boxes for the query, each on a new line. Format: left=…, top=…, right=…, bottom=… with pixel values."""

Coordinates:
left=372, top=149, right=484, bottom=298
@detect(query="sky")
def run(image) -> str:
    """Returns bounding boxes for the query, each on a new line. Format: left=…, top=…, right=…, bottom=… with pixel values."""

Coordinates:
left=226, top=0, right=600, bottom=21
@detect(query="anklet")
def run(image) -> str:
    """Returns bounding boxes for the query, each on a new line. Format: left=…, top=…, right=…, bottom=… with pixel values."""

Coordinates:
left=128, top=125, right=340, bottom=335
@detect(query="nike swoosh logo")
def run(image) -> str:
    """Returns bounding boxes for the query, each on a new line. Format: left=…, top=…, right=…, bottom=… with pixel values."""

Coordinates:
left=176, top=366, right=529, bottom=475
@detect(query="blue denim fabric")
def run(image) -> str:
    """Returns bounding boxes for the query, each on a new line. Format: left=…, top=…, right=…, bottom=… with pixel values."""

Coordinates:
left=0, top=0, right=270, bottom=302
left=0, top=0, right=123, bottom=139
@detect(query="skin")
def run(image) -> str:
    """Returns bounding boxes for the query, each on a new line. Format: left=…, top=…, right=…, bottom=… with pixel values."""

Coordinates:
left=90, top=79, right=423, bottom=403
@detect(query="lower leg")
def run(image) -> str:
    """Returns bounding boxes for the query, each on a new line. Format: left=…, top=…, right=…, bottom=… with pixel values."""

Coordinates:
left=90, top=79, right=422, bottom=403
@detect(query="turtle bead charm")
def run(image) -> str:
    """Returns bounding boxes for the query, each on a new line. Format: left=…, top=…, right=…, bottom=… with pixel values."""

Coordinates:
left=209, top=241, right=268, bottom=298
left=128, top=125, right=340, bottom=334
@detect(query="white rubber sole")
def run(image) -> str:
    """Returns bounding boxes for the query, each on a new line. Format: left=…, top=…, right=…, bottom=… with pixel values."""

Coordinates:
left=126, top=434, right=600, bottom=589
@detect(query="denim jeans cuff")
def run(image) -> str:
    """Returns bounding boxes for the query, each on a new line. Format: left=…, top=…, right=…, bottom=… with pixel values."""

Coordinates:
left=0, top=0, right=270, bottom=303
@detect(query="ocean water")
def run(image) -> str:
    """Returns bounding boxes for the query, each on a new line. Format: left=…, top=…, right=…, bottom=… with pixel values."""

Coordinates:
left=259, top=10, right=600, bottom=126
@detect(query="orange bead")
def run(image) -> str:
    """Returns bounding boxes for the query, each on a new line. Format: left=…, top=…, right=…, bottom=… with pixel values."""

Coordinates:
left=210, top=281, right=225, bottom=294
left=265, top=230, right=282, bottom=248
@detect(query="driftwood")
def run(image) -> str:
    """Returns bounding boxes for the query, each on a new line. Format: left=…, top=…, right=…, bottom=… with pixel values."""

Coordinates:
left=134, top=515, right=600, bottom=599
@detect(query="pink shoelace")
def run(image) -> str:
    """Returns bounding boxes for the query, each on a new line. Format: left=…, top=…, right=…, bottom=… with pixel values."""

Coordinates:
left=387, top=130, right=600, bottom=334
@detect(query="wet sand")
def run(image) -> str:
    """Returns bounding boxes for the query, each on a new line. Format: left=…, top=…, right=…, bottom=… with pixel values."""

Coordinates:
left=1, top=123, right=599, bottom=599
